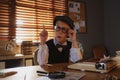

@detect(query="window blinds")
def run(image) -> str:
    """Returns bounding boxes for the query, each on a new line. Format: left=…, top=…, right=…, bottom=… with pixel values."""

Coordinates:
left=0, top=0, right=67, bottom=43
left=16, top=0, right=67, bottom=43
left=0, top=0, right=10, bottom=40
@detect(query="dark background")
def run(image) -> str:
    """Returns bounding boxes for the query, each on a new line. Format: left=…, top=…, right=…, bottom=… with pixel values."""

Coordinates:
left=75, top=0, right=120, bottom=58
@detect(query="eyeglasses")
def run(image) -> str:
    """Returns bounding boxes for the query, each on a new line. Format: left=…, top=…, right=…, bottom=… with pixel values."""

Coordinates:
left=54, top=26, right=69, bottom=33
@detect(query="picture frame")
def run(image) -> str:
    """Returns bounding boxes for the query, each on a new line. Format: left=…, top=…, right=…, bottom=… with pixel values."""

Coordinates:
left=68, top=1, right=87, bottom=33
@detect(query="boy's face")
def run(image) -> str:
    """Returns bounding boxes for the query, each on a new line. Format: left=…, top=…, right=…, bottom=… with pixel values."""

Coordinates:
left=54, top=21, right=70, bottom=44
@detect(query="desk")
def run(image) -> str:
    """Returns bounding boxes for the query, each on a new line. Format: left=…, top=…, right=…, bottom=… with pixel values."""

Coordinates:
left=0, top=63, right=120, bottom=80
left=0, top=55, right=34, bottom=68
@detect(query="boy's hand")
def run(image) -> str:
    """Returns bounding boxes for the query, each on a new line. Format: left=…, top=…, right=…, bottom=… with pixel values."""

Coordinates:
left=40, top=27, right=48, bottom=45
left=68, top=30, right=78, bottom=48
left=68, top=29, right=76, bottom=42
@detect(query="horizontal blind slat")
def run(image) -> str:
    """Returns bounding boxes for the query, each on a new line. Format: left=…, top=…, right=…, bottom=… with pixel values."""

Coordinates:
left=0, top=1, right=10, bottom=40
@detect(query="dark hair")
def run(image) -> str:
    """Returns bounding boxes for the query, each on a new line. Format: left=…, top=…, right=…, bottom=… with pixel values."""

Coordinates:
left=53, top=15, right=75, bottom=30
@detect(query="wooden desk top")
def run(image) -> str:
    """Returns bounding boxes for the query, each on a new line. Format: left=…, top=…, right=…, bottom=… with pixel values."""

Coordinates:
left=0, top=63, right=119, bottom=80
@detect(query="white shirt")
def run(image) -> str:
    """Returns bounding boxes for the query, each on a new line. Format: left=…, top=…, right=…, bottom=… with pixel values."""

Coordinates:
left=37, top=39, right=83, bottom=65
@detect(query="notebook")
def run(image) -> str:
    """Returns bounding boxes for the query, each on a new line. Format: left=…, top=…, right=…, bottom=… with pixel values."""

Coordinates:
left=67, top=62, right=109, bottom=73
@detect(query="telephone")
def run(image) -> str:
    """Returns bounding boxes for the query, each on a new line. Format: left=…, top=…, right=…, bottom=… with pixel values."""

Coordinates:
left=0, top=40, right=18, bottom=56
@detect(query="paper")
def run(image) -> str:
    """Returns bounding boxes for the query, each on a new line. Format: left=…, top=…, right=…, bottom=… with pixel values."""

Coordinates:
left=65, top=72, right=86, bottom=80
left=80, top=20, right=85, bottom=27
left=68, top=1, right=80, bottom=13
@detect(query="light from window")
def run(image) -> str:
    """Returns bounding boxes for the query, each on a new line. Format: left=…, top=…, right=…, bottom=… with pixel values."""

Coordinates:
left=16, top=20, right=24, bottom=26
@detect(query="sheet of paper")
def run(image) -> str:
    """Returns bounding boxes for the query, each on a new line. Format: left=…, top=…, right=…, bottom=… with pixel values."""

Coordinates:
left=80, top=20, right=85, bottom=27
left=68, top=2, right=80, bottom=13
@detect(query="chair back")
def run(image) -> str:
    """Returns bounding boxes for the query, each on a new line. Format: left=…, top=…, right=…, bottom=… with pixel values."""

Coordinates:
left=93, top=45, right=106, bottom=59
left=33, top=48, right=39, bottom=65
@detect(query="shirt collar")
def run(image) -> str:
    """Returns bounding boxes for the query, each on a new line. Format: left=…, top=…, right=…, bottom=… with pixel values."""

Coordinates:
left=53, top=38, right=67, bottom=46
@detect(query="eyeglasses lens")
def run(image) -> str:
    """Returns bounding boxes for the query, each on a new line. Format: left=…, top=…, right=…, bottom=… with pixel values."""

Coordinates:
left=55, top=26, right=68, bottom=33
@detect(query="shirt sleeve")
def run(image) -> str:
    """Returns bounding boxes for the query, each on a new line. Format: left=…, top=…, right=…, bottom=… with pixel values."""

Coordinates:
left=70, top=48, right=83, bottom=62
left=37, top=44, right=49, bottom=65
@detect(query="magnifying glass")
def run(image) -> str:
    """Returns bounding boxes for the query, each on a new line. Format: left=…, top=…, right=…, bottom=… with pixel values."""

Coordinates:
left=37, top=71, right=66, bottom=79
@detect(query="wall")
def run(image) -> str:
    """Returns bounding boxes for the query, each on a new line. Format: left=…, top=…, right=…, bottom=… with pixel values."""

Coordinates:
left=104, top=0, right=120, bottom=56
left=75, top=0, right=104, bottom=58
left=76, top=0, right=120, bottom=58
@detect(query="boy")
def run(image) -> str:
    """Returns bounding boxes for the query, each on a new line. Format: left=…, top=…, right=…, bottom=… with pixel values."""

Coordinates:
left=37, top=15, right=83, bottom=65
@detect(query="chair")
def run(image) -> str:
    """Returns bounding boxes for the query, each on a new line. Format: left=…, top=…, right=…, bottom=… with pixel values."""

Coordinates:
left=33, top=48, right=39, bottom=65
left=93, top=45, right=108, bottom=59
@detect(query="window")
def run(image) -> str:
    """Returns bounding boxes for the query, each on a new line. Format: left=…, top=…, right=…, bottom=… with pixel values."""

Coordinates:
left=0, top=0, right=67, bottom=44
left=0, top=0, right=10, bottom=40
